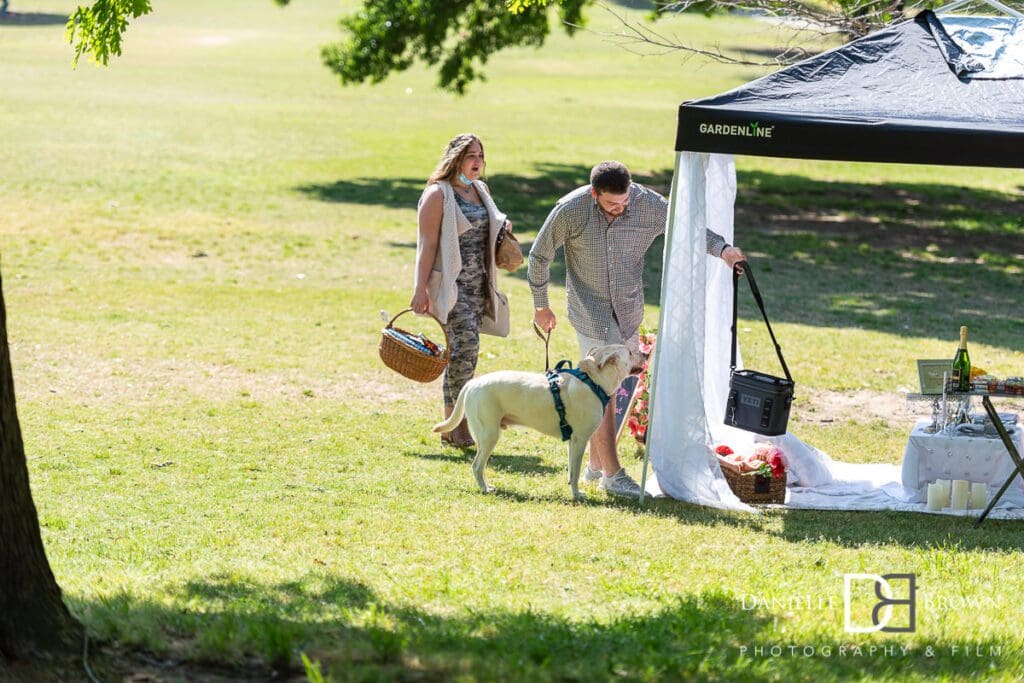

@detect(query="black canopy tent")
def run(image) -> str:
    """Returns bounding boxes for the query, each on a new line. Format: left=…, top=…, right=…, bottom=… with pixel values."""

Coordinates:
left=675, top=10, right=1024, bottom=169
left=643, top=9, right=1024, bottom=509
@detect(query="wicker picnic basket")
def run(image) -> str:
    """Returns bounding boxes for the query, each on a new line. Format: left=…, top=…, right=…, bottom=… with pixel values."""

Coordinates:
left=717, top=457, right=787, bottom=504
left=379, top=308, right=451, bottom=382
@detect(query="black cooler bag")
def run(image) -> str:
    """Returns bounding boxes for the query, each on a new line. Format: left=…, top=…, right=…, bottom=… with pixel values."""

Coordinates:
left=724, top=261, right=794, bottom=436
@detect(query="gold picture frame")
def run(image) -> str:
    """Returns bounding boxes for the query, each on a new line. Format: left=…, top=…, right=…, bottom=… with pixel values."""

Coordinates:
left=916, top=359, right=951, bottom=395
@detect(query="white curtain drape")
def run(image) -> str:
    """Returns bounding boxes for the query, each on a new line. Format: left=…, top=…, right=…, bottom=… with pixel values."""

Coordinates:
left=647, top=152, right=753, bottom=511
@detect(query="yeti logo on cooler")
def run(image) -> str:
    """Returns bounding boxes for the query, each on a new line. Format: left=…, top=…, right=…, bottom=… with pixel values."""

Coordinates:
left=740, top=395, right=761, bottom=408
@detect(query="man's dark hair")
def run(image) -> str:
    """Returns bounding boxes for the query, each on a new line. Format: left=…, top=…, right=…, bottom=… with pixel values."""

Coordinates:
left=590, top=161, right=631, bottom=194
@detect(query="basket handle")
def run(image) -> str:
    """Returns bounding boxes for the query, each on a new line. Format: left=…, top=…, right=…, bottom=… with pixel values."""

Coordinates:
left=385, top=308, right=451, bottom=362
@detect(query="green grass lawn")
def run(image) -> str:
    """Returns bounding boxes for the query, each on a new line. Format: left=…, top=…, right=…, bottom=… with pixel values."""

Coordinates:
left=2, top=1, right=1024, bottom=680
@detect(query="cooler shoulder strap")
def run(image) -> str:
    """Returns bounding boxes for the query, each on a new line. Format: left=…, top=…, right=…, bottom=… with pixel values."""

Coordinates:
left=730, top=260, right=792, bottom=382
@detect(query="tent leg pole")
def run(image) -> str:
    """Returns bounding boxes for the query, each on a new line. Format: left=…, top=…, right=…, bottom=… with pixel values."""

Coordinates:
left=639, top=442, right=650, bottom=506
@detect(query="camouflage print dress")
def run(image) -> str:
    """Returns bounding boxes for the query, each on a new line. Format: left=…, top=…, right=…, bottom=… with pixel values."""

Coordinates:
left=443, top=193, right=490, bottom=406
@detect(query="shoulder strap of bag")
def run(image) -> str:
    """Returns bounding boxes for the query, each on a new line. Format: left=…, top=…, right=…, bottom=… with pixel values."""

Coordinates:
left=730, top=260, right=792, bottom=382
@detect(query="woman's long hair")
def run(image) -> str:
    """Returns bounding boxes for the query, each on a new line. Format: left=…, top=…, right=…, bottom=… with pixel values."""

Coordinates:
left=427, top=133, right=484, bottom=186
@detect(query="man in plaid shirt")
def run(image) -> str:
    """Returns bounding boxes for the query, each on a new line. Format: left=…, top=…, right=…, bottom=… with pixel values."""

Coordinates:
left=529, top=161, right=746, bottom=498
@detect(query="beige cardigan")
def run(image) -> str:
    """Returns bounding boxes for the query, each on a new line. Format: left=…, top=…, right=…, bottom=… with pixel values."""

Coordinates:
left=422, top=180, right=510, bottom=337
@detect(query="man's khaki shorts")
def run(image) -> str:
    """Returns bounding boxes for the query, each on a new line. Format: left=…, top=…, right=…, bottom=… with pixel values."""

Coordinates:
left=576, top=330, right=639, bottom=359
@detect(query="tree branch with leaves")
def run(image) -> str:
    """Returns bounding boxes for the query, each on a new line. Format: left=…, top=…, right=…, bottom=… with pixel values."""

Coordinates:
left=66, top=0, right=153, bottom=67
left=64, top=0, right=591, bottom=93
left=316, top=0, right=590, bottom=94
left=64, top=0, right=926, bottom=89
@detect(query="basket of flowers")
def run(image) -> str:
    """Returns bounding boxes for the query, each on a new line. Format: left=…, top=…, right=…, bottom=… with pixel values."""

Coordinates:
left=715, top=444, right=787, bottom=504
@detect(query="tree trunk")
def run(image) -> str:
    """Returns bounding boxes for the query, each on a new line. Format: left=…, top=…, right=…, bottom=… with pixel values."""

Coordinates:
left=0, top=269, right=82, bottom=659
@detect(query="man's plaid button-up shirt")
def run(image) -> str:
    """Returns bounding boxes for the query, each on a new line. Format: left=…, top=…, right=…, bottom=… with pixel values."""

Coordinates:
left=528, top=183, right=727, bottom=341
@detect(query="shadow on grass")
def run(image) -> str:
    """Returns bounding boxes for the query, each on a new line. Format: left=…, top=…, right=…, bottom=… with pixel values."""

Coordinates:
left=405, top=449, right=559, bottom=476
left=631, top=496, right=1024, bottom=552
left=402, top=462, right=1024, bottom=553
left=731, top=169, right=1024, bottom=347
left=773, top=507, right=1024, bottom=552
left=296, top=162, right=592, bottom=230
left=307, top=165, right=1023, bottom=344
left=71, top=575, right=1020, bottom=682
left=487, top=487, right=587, bottom=504
left=654, top=170, right=1022, bottom=343
left=0, top=12, right=68, bottom=25
left=606, top=0, right=658, bottom=10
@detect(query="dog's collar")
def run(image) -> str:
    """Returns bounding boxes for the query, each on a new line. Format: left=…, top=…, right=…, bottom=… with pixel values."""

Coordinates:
left=545, top=361, right=612, bottom=442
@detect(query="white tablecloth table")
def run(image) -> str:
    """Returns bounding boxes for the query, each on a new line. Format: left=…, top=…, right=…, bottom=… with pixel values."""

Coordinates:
left=901, top=418, right=1024, bottom=506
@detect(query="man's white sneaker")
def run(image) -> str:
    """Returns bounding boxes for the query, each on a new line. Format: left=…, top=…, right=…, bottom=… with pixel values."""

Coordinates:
left=599, top=468, right=642, bottom=498
left=583, top=465, right=602, bottom=484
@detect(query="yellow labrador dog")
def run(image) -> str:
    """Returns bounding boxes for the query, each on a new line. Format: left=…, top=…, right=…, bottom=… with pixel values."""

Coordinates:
left=433, top=344, right=638, bottom=500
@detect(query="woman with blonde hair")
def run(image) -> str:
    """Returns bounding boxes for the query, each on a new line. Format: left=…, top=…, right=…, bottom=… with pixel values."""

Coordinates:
left=410, top=134, right=512, bottom=447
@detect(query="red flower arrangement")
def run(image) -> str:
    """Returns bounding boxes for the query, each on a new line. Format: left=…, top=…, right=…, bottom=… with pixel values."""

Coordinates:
left=627, top=331, right=657, bottom=444
left=625, top=330, right=787, bottom=486
left=716, top=443, right=786, bottom=479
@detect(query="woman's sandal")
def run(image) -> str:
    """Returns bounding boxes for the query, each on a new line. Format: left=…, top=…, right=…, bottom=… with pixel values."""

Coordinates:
left=441, top=424, right=474, bottom=449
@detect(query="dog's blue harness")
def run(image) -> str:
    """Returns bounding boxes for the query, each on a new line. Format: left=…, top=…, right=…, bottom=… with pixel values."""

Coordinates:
left=546, top=359, right=611, bottom=442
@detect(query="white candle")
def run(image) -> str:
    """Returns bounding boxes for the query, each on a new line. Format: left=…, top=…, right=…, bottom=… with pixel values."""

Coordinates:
left=951, top=479, right=970, bottom=511
left=970, top=482, right=988, bottom=510
left=926, top=483, right=944, bottom=511
left=934, top=479, right=951, bottom=507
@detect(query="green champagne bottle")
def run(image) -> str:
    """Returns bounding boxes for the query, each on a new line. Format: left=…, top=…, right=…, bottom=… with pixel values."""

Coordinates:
left=950, top=325, right=971, bottom=392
